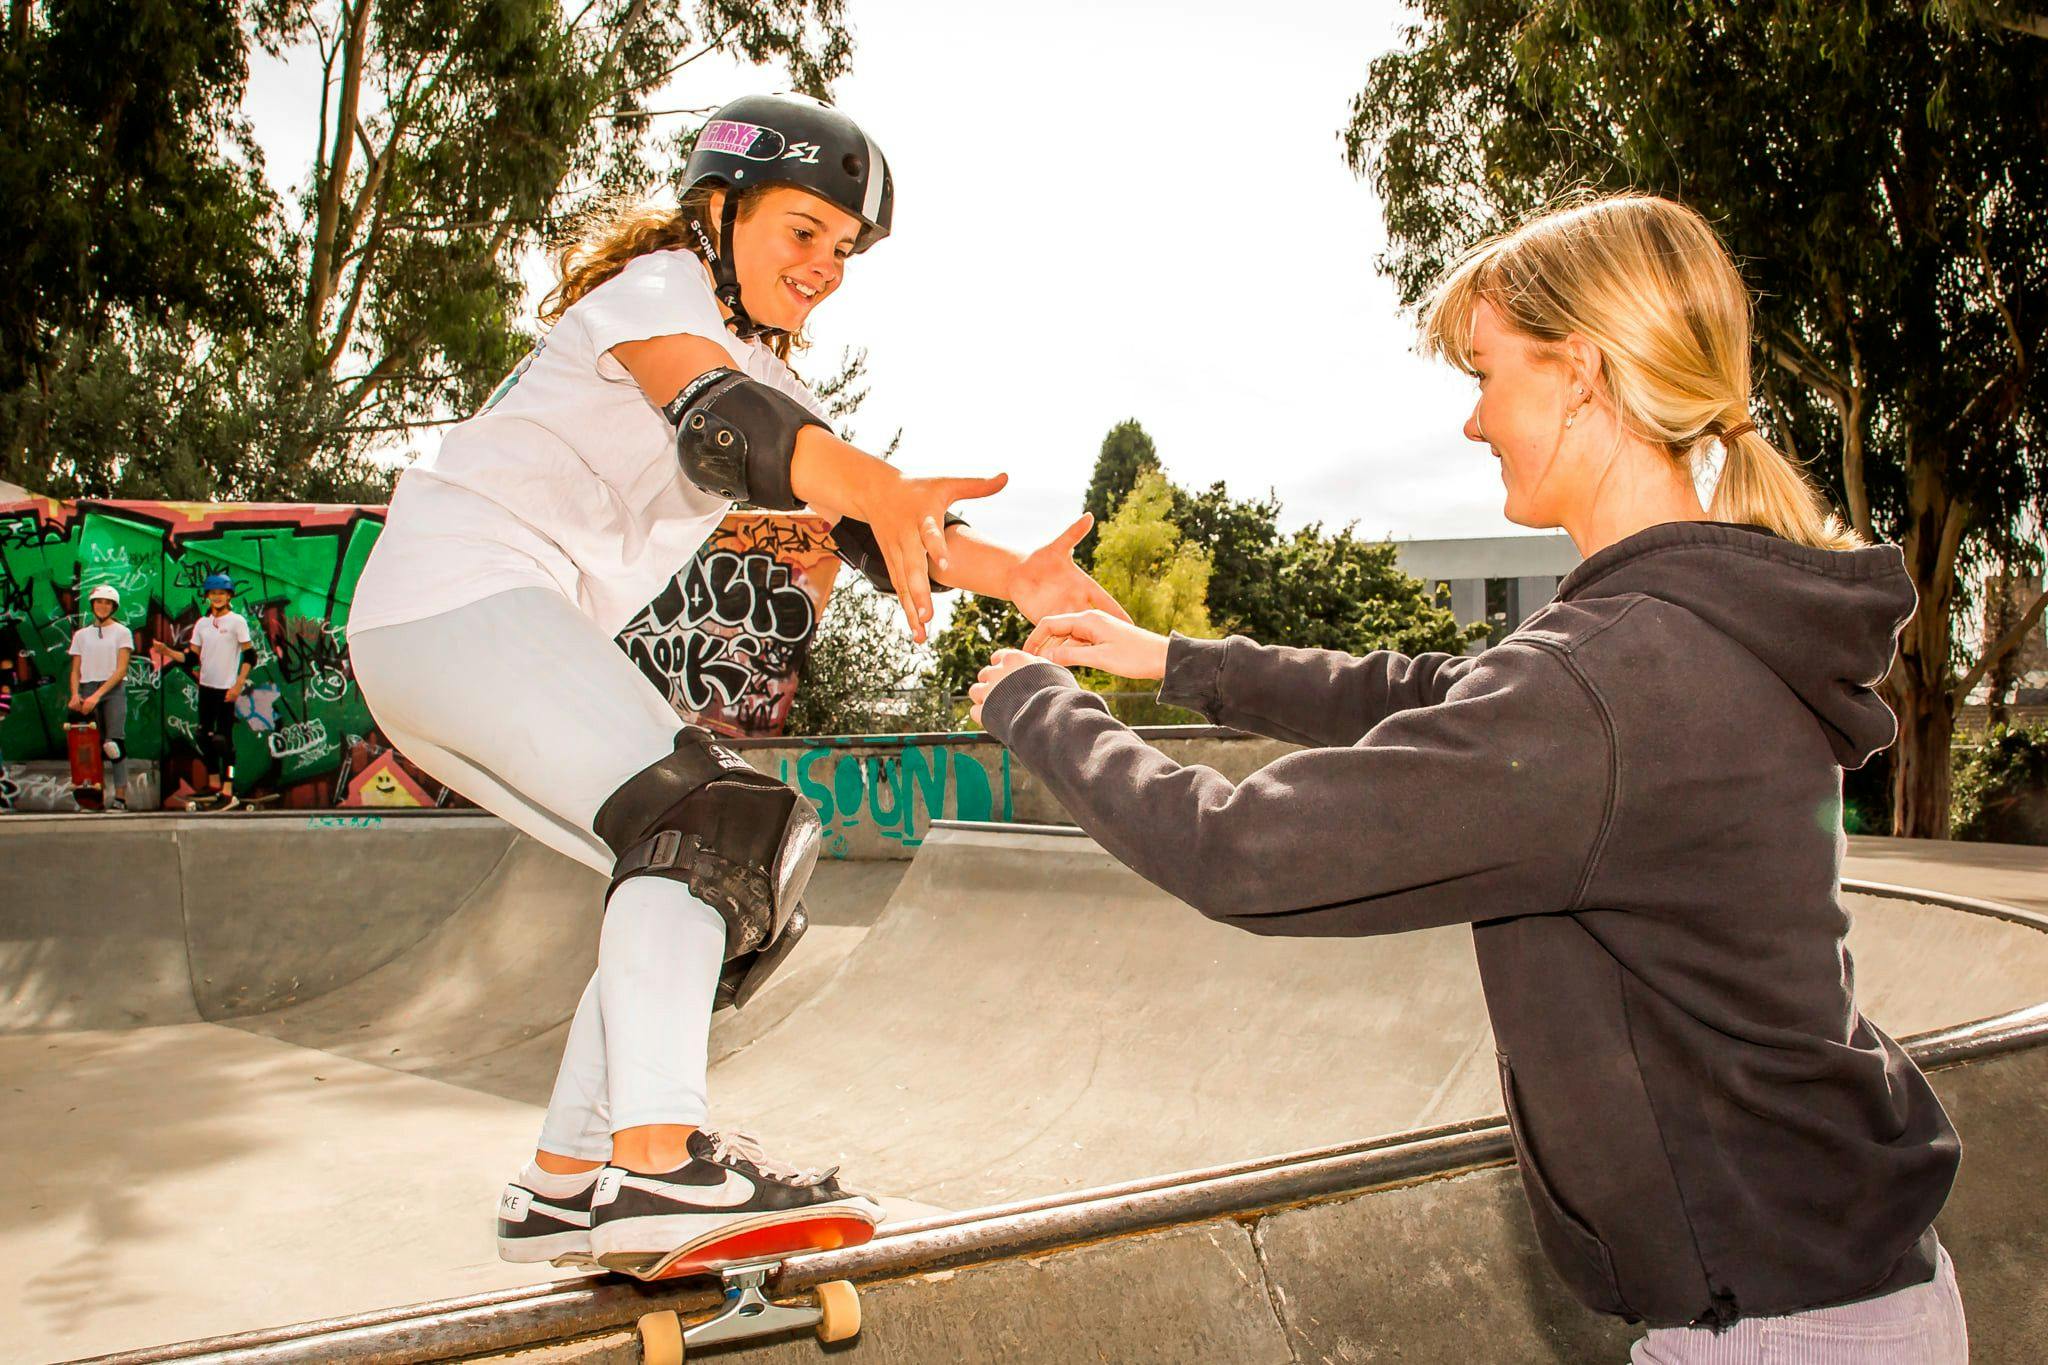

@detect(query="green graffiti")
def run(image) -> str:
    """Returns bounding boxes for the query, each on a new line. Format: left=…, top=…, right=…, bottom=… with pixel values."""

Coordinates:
left=784, top=742, right=1013, bottom=855
left=0, top=500, right=392, bottom=804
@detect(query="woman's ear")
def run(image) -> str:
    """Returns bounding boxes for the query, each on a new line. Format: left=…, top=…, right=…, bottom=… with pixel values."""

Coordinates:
left=1560, top=333, right=1605, bottom=403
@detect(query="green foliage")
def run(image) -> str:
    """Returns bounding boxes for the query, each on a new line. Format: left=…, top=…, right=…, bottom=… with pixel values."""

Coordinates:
left=931, top=592, right=1031, bottom=698
left=1951, top=724, right=2048, bottom=845
left=1171, top=480, right=1479, bottom=656
left=1078, top=419, right=1159, bottom=566
left=3, top=0, right=856, bottom=500
left=784, top=584, right=949, bottom=737
left=1343, top=0, right=2048, bottom=833
left=1088, top=471, right=1216, bottom=652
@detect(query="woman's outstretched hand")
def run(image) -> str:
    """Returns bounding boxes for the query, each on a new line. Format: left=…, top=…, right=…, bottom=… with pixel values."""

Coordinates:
left=1024, top=610, right=1171, bottom=682
left=969, top=648, right=1067, bottom=726
left=1004, top=514, right=1133, bottom=625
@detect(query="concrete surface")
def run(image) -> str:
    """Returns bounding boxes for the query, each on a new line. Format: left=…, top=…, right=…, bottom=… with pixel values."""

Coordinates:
left=2, top=814, right=2044, bottom=1361
left=512, top=1043, right=2048, bottom=1365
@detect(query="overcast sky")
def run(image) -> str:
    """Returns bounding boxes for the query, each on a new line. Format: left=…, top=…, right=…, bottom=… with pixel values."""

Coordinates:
left=245, top=0, right=1530, bottom=553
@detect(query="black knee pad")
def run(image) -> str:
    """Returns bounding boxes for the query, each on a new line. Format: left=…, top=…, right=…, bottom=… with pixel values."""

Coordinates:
left=594, top=727, right=822, bottom=992
left=102, top=738, right=123, bottom=762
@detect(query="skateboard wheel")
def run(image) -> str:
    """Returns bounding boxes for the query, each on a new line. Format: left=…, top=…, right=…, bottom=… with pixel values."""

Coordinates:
left=637, top=1308, right=684, bottom=1364
left=814, top=1280, right=861, bottom=1343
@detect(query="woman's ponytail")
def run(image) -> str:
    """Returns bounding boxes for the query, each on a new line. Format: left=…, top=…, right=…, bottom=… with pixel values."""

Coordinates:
left=1706, top=425, right=1863, bottom=552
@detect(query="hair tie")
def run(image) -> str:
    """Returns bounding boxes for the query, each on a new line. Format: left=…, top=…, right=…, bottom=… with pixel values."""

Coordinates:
left=1718, top=420, right=1756, bottom=443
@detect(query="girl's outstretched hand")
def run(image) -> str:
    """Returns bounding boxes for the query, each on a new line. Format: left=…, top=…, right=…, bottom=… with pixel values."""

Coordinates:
left=853, top=471, right=1010, bottom=641
left=969, top=648, right=1066, bottom=726
left=1004, top=514, right=1133, bottom=625
left=1023, top=610, right=1171, bottom=682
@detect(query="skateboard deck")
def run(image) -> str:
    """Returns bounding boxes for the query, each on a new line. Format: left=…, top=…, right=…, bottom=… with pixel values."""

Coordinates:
left=66, top=721, right=104, bottom=809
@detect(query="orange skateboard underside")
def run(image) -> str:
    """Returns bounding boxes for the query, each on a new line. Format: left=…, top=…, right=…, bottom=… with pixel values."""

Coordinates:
left=650, top=1214, right=877, bottom=1280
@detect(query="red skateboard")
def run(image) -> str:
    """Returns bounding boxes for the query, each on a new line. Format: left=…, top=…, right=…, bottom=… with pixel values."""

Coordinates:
left=66, top=720, right=105, bottom=810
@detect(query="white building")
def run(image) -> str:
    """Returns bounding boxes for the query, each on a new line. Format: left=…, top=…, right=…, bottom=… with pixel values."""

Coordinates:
left=1391, top=534, right=1583, bottom=654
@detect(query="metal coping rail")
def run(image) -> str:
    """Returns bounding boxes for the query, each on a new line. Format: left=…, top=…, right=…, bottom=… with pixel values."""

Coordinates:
left=65, top=873, right=2048, bottom=1365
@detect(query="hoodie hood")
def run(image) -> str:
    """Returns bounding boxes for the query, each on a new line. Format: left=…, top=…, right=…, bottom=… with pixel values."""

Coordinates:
left=1554, top=521, right=1918, bottom=768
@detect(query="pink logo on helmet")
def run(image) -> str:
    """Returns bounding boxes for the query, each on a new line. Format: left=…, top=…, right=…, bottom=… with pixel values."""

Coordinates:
left=699, top=120, right=785, bottom=160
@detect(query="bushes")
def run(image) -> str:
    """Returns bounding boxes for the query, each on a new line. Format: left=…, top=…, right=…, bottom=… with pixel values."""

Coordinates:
left=1951, top=724, right=2048, bottom=845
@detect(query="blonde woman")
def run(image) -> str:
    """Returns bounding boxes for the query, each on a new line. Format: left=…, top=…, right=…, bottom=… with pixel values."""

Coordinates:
left=349, top=94, right=1121, bottom=1279
left=971, top=195, right=1966, bottom=1360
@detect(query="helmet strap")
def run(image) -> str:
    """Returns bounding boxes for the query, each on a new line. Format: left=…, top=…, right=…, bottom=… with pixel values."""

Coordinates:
left=691, top=195, right=784, bottom=344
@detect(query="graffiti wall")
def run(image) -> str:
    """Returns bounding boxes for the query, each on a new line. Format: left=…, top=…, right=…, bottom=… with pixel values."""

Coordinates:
left=767, top=738, right=1015, bottom=859
left=617, top=514, right=842, bottom=737
left=0, top=499, right=841, bottom=810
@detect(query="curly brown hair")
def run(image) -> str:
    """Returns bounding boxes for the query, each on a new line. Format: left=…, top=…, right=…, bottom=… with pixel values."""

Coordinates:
left=540, top=184, right=797, bottom=362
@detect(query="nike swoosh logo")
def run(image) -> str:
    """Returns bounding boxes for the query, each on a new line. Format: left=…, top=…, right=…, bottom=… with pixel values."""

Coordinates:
left=625, top=1169, right=757, bottom=1209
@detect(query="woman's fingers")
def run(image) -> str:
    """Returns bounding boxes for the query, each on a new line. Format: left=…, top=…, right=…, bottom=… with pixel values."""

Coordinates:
left=1033, top=639, right=1099, bottom=669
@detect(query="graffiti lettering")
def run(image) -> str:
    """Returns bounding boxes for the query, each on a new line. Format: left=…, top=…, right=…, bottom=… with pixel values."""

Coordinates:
left=784, top=743, right=1012, bottom=855
left=266, top=716, right=330, bottom=760
left=617, top=534, right=836, bottom=735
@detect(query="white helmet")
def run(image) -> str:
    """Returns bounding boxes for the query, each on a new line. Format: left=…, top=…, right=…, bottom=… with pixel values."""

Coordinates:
left=88, top=585, right=121, bottom=609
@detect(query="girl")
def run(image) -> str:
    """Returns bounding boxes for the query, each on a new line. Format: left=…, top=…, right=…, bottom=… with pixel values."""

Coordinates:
left=67, top=585, right=132, bottom=811
left=347, top=94, right=1121, bottom=1281
left=971, top=195, right=1967, bottom=1361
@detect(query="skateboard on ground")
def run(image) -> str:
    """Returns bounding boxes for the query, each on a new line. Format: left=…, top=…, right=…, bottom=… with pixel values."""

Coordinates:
left=66, top=720, right=104, bottom=810
left=635, top=1261, right=860, bottom=1363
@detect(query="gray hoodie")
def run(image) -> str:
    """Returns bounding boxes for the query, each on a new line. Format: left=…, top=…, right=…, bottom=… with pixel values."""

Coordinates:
left=981, top=520, right=1956, bottom=1328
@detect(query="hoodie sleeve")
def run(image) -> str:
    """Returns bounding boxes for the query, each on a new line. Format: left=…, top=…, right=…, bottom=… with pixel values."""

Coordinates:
left=983, top=646, right=1612, bottom=936
left=1158, top=634, right=1483, bottom=748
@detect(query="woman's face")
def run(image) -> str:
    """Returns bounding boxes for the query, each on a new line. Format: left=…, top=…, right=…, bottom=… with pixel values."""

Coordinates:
left=1461, top=300, right=1587, bottom=528
left=725, top=186, right=861, bottom=333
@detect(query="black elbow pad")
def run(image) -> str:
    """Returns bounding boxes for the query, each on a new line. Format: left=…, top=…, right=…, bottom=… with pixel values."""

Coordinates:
left=663, top=368, right=829, bottom=510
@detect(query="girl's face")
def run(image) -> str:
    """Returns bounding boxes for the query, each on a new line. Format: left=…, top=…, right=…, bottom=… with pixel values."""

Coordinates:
left=1461, top=300, right=1589, bottom=529
left=91, top=598, right=115, bottom=621
left=206, top=590, right=232, bottom=612
left=725, top=186, right=861, bottom=333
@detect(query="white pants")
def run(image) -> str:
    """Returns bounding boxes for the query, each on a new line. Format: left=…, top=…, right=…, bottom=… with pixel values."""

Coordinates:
left=350, top=588, right=727, bottom=1160
left=1630, top=1242, right=1967, bottom=1364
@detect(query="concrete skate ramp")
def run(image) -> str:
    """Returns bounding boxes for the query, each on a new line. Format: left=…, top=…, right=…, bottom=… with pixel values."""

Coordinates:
left=6, top=815, right=2048, bottom=1363
left=698, top=823, right=2048, bottom=1208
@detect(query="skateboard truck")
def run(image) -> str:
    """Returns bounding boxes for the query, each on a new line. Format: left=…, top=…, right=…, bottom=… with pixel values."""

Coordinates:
left=637, top=1261, right=860, bottom=1363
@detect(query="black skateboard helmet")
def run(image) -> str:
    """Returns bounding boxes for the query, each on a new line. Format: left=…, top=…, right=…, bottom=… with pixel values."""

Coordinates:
left=681, top=94, right=893, bottom=339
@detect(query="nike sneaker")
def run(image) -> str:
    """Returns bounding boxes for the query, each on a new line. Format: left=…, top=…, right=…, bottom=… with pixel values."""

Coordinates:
left=587, top=1128, right=882, bottom=1279
left=497, top=1171, right=598, bottom=1267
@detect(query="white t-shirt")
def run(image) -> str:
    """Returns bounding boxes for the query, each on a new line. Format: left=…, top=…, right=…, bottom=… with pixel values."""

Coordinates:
left=350, top=250, right=828, bottom=637
left=190, top=611, right=254, bottom=689
left=69, top=622, right=134, bottom=685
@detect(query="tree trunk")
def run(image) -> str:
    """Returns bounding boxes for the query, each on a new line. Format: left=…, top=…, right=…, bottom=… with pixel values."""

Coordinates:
left=1887, top=455, right=1967, bottom=839
left=1889, top=680, right=1956, bottom=838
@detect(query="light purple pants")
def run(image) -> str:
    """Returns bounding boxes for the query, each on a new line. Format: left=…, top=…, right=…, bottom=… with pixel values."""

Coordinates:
left=1630, top=1243, right=1967, bottom=1364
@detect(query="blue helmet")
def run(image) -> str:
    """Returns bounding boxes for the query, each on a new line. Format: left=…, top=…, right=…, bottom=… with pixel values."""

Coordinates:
left=202, top=573, right=235, bottom=594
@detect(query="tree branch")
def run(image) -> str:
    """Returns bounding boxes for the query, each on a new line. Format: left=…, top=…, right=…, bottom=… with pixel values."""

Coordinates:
left=305, top=0, right=373, bottom=338
left=1953, top=586, right=2048, bottom=707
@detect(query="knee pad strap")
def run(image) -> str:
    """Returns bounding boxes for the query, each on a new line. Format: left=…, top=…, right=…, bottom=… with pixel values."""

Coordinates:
left=595, top=727, right=822, bottom=964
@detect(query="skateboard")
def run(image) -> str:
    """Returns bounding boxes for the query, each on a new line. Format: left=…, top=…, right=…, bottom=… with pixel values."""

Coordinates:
left=635, top=1262, right=860, bottom=1363
left=66, top=720, right=104, bottom=810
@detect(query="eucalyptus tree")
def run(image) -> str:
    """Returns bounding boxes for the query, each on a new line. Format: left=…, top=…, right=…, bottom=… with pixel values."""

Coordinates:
left=1346, top=0, right=2047, bottom=835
